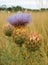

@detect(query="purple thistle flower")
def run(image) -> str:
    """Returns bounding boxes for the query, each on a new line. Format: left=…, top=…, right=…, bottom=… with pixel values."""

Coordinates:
left=7, top=13, right=31, bottom=26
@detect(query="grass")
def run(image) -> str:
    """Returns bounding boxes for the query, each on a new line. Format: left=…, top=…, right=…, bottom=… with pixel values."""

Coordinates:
left=0, top=10, right=48, bottom=65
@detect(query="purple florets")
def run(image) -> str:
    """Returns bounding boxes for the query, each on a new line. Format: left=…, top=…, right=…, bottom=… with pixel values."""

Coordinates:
left=7, top=13, right=31, bottom=26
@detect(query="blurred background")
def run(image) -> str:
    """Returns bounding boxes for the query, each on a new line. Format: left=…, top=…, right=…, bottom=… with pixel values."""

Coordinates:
left=0, top=0, right=48, bottom=11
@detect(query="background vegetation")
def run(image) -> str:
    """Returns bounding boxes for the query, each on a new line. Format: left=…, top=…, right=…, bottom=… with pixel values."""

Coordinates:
left=0, top=5, right=48, bottom=12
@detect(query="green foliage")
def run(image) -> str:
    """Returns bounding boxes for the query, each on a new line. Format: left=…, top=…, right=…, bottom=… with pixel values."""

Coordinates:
left=6, top=7, right=12, bottom=11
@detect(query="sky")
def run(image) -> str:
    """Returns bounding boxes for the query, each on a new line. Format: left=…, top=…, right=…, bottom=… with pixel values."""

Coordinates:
left=0, top=0, right=48, bottom=9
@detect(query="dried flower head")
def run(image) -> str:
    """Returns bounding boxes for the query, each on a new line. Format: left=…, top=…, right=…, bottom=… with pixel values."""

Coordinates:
left=26, top=32, right=41, bottom=51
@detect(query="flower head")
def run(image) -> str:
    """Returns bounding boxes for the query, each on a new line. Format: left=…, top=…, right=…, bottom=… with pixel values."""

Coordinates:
left=7, top=12, right=31, bottom=26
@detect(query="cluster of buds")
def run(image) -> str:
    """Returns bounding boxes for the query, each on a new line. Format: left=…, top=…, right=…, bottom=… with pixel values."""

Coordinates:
left=3, top=12, right=42, bottom=51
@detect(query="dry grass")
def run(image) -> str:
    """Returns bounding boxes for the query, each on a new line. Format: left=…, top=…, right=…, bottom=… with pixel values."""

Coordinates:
left=0, top=11, right=48, bottom=65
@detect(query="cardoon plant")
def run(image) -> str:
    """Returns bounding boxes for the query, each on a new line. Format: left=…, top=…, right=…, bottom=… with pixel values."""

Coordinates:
left=7, top=12, right=31, bottom=47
